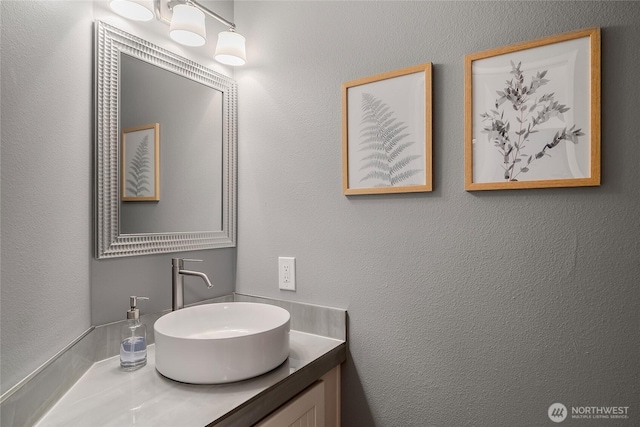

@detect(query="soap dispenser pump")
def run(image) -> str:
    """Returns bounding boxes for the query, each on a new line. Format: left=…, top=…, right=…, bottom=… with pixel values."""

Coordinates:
left=120, top=296, right=149, bottom=371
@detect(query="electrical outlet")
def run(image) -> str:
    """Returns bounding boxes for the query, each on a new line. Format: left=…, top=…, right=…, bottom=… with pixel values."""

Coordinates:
left=278, top=257, right=296, bottom=291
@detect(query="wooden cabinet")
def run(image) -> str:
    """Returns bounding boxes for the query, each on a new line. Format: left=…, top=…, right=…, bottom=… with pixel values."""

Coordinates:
left=255, top=365, right=341, bottom=427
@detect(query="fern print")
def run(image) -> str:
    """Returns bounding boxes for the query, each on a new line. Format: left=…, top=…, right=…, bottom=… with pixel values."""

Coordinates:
left=358, top=93, right=421, bottom=187
left=126, top=135, right=151, bottom=196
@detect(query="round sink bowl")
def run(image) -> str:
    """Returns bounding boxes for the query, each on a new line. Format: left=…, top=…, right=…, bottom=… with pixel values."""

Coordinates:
left=154, top=302, right=290, bottom=384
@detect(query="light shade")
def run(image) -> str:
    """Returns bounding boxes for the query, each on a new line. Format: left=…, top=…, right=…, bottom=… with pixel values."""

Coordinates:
left=109, top=0, right=154, bottom=21
left=169, top=4, right=206, bottom=47
left=214, top=31, right=247, bottom=66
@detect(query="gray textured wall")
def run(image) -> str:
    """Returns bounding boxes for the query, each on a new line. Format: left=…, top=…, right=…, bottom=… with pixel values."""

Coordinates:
left=0, top=0, right=93, bottom=395
left=234, top=1, right=640, bottom=426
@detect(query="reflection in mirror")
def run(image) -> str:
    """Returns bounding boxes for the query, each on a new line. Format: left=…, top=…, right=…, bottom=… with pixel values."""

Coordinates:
left=119, top=54, right=222, bottom=234
left=95, top=21, right=237, bottom=258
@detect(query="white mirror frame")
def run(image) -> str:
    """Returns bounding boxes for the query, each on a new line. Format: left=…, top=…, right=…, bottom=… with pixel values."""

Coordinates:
left=95, top=21, right=237, bottom=258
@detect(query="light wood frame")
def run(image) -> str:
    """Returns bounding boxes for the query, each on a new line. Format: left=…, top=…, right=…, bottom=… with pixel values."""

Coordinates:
left=121, top=123, right=160, bottom=201
left=464, top=27, right=601, bottom=191
left=342, top=63, right=433, bottom=195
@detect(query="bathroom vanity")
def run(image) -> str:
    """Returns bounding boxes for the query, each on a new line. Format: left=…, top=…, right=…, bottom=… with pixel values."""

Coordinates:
left=28, top=295, right=347, bottom=427
left=35, top=333, right=344, bottom=426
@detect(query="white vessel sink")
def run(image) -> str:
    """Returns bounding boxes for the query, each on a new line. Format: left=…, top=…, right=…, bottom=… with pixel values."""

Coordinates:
left=154, top=302, right=290, bottom=384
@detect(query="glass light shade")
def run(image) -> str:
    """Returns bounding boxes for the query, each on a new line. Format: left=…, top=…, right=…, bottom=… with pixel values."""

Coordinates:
left=109, top=0, right=154, bottom=21
left=169, top=4, right=206, bottom=47
left=214, top=31, right=247, bottom=66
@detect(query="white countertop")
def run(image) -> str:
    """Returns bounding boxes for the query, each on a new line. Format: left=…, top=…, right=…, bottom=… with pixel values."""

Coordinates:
left=35, top=331, right=344, bottom=427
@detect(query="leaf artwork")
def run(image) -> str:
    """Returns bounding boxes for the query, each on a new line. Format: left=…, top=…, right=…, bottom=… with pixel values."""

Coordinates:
left=126, top=135, right=151, bottom=196
left=358, top=93, right=421, bottom=187
left=479, top=61, right=585, bottom=181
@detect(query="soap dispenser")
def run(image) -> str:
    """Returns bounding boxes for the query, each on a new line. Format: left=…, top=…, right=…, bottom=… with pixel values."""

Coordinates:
left=120, top=296, right=149, bottom=371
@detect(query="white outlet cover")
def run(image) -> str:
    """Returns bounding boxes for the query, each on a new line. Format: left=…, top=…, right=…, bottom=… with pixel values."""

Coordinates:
left=278, top=257, right=296, bottom=291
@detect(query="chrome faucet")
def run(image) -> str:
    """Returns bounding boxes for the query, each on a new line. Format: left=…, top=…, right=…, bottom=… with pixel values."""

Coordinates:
left=171, top=258, right=213, bottom=311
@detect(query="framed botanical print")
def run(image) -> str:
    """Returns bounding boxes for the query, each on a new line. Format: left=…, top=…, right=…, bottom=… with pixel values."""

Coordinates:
left=465, top=27, right=601, bottom=190
left=121, top=123, right=160, bottom=201
left=343, top=63, right=433, bottom=195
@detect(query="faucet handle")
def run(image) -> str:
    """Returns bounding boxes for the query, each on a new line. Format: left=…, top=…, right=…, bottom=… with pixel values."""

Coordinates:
left=172, top=257, right=202, bottom=268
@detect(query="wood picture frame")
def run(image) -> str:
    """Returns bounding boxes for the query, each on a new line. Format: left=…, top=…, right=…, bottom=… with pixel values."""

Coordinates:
left=342, top=63, right=433, bottom=195
left=121, top=123, right=160, bottom=201
left=464, top=27, right=601, bottom=191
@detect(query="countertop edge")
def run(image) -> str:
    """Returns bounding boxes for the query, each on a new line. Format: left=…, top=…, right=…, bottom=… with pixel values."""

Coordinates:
left=211, top=342, right=347, bottom=427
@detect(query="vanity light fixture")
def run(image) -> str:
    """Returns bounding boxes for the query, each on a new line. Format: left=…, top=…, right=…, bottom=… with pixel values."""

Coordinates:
left=214, top=29, right=246, bottom=66
left=170, top=0, right=246, bottom=65
left=110, top=0, right=246, bottom=65
left=169, top=2, right=207, bottom=47
left=109, top=0, right=155, bottom=21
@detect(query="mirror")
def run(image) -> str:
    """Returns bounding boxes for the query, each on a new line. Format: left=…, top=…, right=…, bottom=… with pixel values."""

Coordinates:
left=119, top=54, right=223, bottom=234
left=95, top=21, right=236, bottom=258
